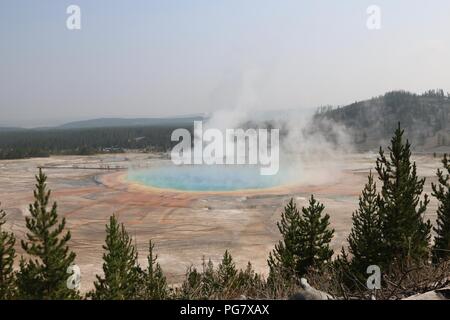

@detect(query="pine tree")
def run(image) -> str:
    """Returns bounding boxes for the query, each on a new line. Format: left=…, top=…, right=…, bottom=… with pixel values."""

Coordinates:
left=347, top=172, right=384, bottom=276
left=0, top=205, right=16, bottom=299
left=17, top=169, right=78, bottom=299
left=236, top=261, right=262, bottom=291
left=376, top=123, right=431, bottom=267
left=431, top=154, right=450, bottom=262
left=237, top=262, right=256, bottom=285
left=202, top=258, right=217, bottom=296
left=90, top=215, right=140, bottom=300
left=140, top=240, right=167, bottom=299
left=268, top=197, right=334, bottom=279
left=296, top=195, right=334, bottom=275
left=180, top=266, right=202, bottom=299
left=267, top=199, right=301, bottom=278
left=217, top=250, right=237, bottom=287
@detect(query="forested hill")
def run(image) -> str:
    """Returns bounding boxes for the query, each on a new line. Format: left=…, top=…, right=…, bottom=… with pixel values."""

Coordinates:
left=314, top=90, right=450, bottom=151
left=0, top=117, right=202, bottom=159
left=58, top=116, right=203, bottom=129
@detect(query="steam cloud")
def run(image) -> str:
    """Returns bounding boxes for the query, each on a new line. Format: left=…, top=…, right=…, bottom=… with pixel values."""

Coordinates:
left=204, top=105, right=354, bottom=187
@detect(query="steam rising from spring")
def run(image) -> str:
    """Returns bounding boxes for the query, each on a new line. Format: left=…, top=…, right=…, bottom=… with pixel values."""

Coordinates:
left=203, top=107, right=354, bottom=187
left=128, top=68, right=354, bottom=191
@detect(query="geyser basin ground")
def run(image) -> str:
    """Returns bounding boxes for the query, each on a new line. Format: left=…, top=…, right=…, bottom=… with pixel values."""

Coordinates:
left=0, top=153, right=441, bottom=293
left=128, top=165, right=291, bottom=192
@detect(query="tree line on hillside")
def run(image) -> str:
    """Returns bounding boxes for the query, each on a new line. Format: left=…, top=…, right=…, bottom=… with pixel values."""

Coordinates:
left=314, top=90, right=450, bottom=149
left=0, top=124, right=449, bottom=299
left=0, top=125, right=193, bottom=160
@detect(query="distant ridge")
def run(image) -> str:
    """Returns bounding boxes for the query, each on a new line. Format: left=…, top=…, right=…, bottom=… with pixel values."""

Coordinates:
left=314, top=89, right=450, bottom=151
left=58, top=115, right=204, bottom=129
left=0, top=127, right=24, bottom=132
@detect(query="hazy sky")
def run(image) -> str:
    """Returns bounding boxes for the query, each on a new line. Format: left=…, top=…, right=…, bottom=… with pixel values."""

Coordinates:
left=1, top=0, right=450, bottom=127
